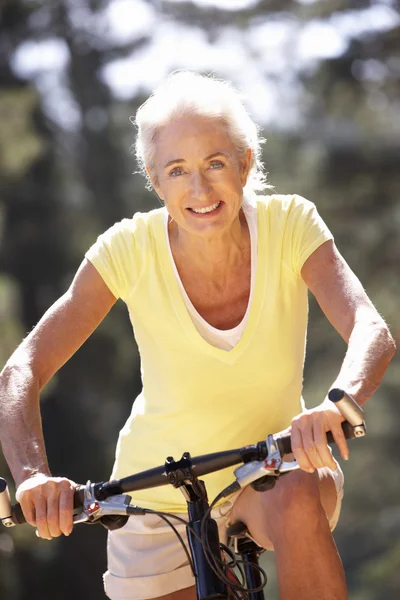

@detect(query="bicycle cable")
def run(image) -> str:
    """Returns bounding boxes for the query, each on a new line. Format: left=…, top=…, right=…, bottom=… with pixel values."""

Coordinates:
left=199, top=487, right=268, bottom=598
left=137, top=508, right=197, bottom=575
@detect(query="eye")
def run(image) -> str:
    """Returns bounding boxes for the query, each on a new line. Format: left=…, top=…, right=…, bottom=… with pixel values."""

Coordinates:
left=209, top=160, right=224, bottom=170
left=169, top=166, right=184, bottom=177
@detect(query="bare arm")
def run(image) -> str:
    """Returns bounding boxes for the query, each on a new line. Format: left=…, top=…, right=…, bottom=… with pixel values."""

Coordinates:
left=301, top=239, right=396, bottom=406
left=0, top=259, right=116, bottom=532
left=290, top=240, right=396, bottom=473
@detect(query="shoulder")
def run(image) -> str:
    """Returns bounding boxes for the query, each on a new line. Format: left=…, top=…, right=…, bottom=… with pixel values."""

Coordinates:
left=252, top=193, right=320, bottom=236
left=99, top=206, right=165, bottom=247
left=85, top=206, right=166, bottom=301
left=254, top=193, right=316, bottom=217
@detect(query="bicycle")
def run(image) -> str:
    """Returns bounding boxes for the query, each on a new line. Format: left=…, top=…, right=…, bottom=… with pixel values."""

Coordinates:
left=0, top=389, right=366, bottom=599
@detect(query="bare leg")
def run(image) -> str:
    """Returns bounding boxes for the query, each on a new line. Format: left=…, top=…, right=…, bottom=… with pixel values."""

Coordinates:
left=230, top=469, right=347, bottom=600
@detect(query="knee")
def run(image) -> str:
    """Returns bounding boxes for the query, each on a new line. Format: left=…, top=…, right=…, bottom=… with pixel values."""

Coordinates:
left=269, top=470, right=320, bottom=512
left=261, top=471, right=326, bottom=541
left=232, top=470, right=330, bottom=552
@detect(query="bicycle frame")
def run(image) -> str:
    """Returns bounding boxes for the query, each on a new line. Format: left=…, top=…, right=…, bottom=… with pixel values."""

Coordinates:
left=184, top=487, right=266, bottom=600
left=186, top=491, right=229, bottom=599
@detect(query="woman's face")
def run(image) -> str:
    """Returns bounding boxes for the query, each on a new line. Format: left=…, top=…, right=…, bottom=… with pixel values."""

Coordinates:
left=148, top=115, right=251, bottom=238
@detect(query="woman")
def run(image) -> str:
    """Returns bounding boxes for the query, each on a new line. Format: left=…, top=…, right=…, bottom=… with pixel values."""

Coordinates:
left=0, top=72, right=395, bottom=600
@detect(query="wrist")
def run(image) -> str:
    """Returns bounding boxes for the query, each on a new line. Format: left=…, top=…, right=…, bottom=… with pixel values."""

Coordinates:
left=15, top=466, right=51, bottom=489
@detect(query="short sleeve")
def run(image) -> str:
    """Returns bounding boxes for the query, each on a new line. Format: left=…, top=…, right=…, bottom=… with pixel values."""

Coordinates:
left=85, top=218, right=138, bottom=301
left=284, top=195, right=333, bottom=277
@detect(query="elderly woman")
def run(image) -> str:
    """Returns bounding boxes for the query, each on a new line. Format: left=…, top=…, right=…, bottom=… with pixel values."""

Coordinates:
left=0, top=72, right=395, bottom=600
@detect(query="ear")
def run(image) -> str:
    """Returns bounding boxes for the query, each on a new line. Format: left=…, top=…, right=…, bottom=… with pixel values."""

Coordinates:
left=146, top=165, right=164, bottom=200
left=240, top=147, right=252, bottom=187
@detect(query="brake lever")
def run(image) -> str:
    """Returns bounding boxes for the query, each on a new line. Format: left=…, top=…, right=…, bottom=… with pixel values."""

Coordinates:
left=73, top=480, right=134, bottom=524
left=233, top=434, right=299, bottom=488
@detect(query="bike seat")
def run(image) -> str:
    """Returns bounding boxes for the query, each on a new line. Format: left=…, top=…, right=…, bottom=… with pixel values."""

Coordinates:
left=226, top=521, right=248, bottom=539
left=226, top=521, right=265, bottom=555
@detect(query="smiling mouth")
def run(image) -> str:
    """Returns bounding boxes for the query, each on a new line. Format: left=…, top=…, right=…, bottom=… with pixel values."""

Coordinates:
left=188, top=201, right=221, bottom=214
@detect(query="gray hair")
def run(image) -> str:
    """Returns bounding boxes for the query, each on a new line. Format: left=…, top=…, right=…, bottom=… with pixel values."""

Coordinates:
left=132, top=71, right=272, bottom=195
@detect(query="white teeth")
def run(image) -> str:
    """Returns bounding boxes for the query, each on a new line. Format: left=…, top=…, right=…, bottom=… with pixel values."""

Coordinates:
left=191, top=201, right=221, bottom=214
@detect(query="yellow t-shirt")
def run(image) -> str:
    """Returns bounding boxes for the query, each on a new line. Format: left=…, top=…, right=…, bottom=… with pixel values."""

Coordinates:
left=85, top=194, right=333, bottom=512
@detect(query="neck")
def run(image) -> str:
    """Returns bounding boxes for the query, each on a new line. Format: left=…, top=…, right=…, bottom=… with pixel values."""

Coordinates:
left=168, top=210, right=249, bottom=279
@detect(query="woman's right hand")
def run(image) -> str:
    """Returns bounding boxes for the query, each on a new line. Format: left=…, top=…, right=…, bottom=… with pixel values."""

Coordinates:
left=16, top=474, right=77, bottom=540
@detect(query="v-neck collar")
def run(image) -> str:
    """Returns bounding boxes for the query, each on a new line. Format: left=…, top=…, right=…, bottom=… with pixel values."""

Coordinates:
left=154, top=199, right=267, bottom=365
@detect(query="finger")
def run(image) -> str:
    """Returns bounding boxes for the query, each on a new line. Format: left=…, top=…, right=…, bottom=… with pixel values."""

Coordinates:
left=313, top=421, right=337, bottom=471
left=59, top=482, right=74, bottom=536
left=19, top=497, right=36, bottom=527
left=290, top=426, right=315, bottom=473
left=34, top=493, right=51, bottom=540
left=300, top=423, right=325, bottom=471
left=47, top=486, right=63, bottom=538
left=329, top=422, right=349, bottom=462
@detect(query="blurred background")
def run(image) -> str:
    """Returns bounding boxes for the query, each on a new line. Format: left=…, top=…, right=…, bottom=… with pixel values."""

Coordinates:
left=0, top=0, right=399, bottom=598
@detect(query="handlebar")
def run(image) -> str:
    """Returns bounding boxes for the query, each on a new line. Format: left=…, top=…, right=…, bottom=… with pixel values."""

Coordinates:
left=0, top=389, right=366, bottom=528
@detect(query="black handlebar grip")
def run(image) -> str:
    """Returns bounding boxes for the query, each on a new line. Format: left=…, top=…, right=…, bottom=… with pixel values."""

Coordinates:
left=277, top=420, right=359, bottom=456
left=11, top=503, right=26, bottom=525
left=276, top=434, right=292, bottom=456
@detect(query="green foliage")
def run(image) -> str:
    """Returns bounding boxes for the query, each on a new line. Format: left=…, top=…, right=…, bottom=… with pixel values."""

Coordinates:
left=0, top=87, right=45, bottom=181
left=0, top=275, right=24, bottom=367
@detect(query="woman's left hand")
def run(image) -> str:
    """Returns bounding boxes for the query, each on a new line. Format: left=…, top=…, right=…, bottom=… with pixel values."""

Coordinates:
left=290, top=400, right=349, bottom=473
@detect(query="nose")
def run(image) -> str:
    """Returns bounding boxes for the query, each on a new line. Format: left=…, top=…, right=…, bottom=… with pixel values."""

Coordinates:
left=189, top=170, right=212, bottom=200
